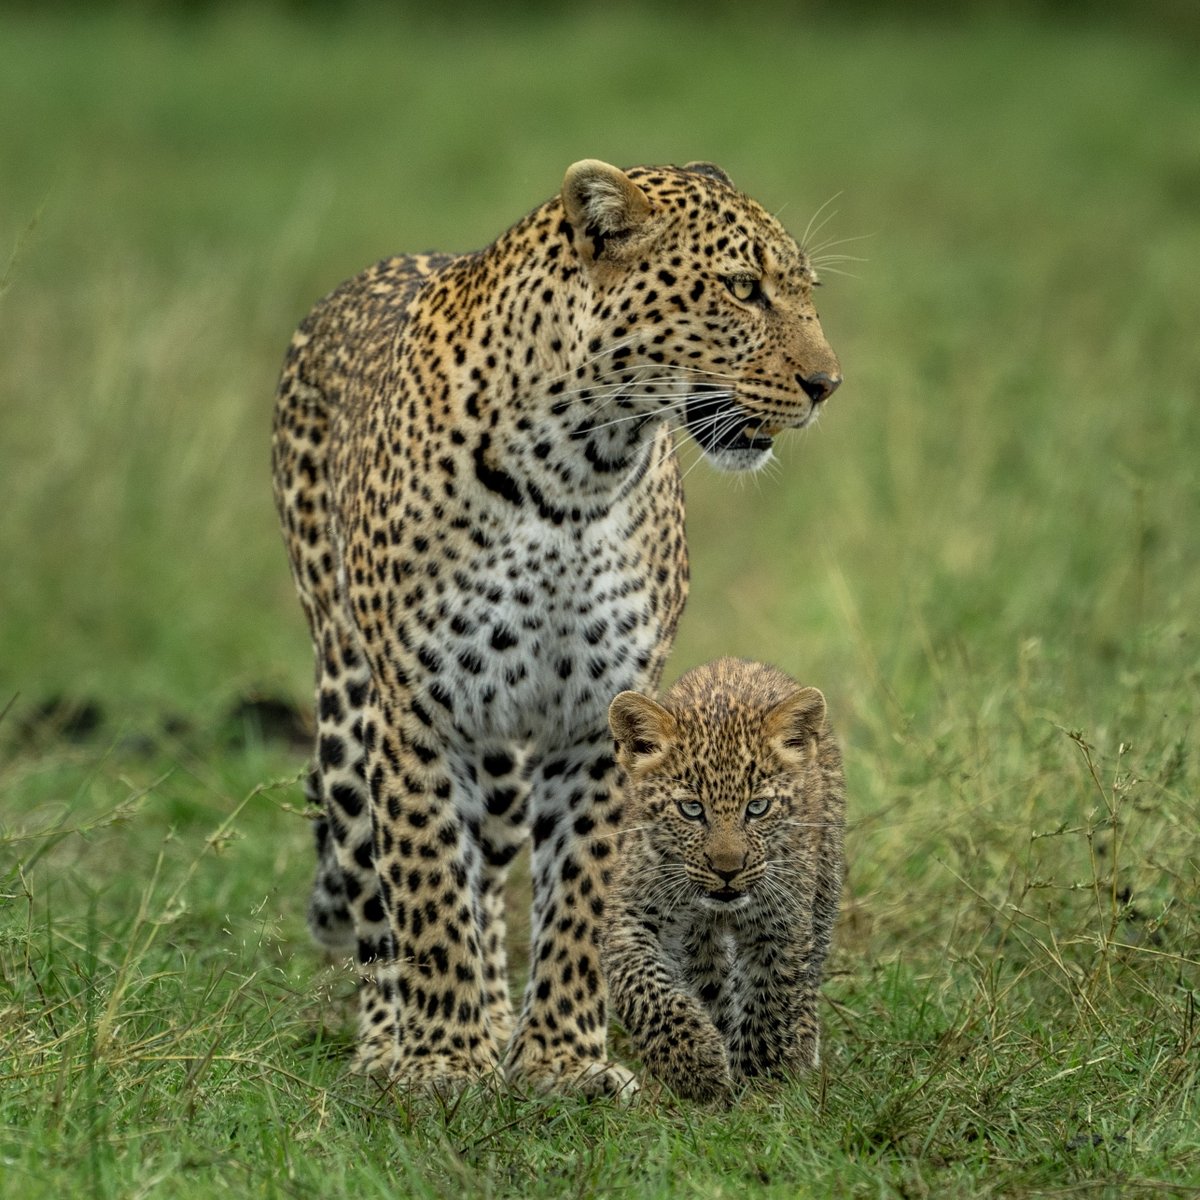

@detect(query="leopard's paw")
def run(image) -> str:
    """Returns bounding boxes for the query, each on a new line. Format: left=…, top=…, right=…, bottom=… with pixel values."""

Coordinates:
left=356, top=1042, right=502, bottom=1097
left=507, top=1053, right=640, bottom=1103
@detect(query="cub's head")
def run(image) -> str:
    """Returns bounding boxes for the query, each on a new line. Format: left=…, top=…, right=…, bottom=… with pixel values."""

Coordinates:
left=609, top=659, right=829, bottom=914
left=560, top=159, right=842, bottom=472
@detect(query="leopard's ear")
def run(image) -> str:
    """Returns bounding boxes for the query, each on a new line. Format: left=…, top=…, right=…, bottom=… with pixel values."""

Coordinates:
left=683, top=161, right=734, bottom=187
left=765, top=687, right=826, bottom=763
left=561, top=160, right=652, bottom=264
left=608, top=691, right=676, bottom=775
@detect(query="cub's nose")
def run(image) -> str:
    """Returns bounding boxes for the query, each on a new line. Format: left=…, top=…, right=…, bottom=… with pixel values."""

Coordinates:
left=797, top=371, right=842, bottom=405
left=711, top=865, right=741, bottom=884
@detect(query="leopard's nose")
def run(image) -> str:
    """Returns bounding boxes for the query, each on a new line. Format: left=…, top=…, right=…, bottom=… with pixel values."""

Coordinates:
left=711, top=865, right=740, bottom=884
left=797, top=371, right=841, bottom=405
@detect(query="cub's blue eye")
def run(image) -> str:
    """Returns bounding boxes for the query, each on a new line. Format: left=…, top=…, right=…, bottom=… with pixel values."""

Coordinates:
left=677, top=799, right=705, bottom=821
left=746, top=797, right=772, bottom=818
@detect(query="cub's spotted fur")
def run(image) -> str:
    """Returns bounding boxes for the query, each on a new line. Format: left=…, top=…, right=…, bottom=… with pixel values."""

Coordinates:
left=603, top=658, right=846, bottom=1104
left=272, top=161, right=841, bottom=1095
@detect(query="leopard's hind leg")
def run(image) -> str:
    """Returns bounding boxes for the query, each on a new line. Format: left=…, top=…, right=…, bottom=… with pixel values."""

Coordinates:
left=307, top=619, right=400, bottom=1069
left=304, top=764, right=354, bottom=958
left=273, top=360, right=397, bottom=1070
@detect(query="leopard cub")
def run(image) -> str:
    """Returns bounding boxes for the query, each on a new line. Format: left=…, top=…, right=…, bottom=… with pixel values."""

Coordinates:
left=602, top=657, right=846, bottom=1104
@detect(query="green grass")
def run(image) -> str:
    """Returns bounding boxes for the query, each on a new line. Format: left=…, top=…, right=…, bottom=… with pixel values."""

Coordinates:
left=2, top=5, right=1199, bottom=1197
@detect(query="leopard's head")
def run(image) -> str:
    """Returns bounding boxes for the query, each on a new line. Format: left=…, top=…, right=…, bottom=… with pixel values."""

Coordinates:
left=560, top=160, right=842, bottom=473
left=609, top=660, right=829, bottom=914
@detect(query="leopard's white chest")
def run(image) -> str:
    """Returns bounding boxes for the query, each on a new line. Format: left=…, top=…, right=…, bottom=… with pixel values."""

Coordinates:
left=414, top=505, right=662, bottom=749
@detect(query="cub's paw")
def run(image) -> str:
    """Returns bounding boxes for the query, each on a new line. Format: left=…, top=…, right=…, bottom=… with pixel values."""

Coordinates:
left=507, top=1055, right=640, bottom=1103
left=762, top=1029, right=820, bottom=1080
left=653, top=1040, right=735, bottom=1106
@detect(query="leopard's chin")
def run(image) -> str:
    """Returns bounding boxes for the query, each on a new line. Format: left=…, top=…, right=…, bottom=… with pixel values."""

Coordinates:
left=702, top=443, right=775, bottom=474
left=683, top=388, right=775, bottom=474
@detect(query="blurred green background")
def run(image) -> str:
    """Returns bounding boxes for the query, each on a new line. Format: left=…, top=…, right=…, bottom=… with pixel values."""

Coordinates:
left=3, top=1, right=1198, bottom=737
left=2, top=4, right=1199, bottom=1196
left=4, top=0, right=1199, bottom=940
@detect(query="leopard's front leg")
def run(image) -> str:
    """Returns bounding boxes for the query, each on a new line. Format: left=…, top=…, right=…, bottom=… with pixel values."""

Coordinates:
left=504, top=738, right=638, bottom=1100
left=603, top=925, right=734, bottom=1104
left=726, top=913, right=820, bottom=1080
left=600, top=899, right=734, bottom=1105
left=361, top=686, right=502, bottom=1090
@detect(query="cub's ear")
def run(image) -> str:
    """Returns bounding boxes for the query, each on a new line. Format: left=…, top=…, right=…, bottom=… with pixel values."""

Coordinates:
left=683, top=161, right=734, bottom=187
left=561, top=159, right=653, bottom=263
left=608, top=691, right=676, bottom=774
left=765, top=687, right=826, bottom=763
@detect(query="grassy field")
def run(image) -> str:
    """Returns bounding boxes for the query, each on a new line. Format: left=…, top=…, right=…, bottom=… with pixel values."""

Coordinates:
left=2, top=5, right=1199, bottom=1197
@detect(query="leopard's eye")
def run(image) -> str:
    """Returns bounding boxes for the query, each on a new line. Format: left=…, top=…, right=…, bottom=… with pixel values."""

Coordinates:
left=724, top=275, right=761, bottom=303
left=746, top=796, right=772, bottom=819
left=677, top=799, right=706, bottom=821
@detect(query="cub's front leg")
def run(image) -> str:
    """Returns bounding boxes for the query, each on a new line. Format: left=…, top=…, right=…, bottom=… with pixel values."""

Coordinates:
left=727, top=918, right=820, bottom=1080
left=601, top=915, right=734, bottom=1104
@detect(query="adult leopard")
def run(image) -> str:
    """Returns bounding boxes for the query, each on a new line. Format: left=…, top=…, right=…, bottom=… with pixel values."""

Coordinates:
left=272, top=159, right=841, bottom=1096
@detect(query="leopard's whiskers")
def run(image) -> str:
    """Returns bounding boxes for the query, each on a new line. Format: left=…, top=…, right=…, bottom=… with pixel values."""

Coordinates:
left=799, top=192, right=843, bottom=253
